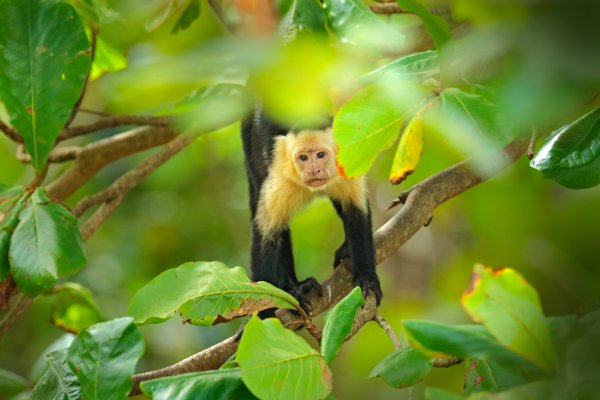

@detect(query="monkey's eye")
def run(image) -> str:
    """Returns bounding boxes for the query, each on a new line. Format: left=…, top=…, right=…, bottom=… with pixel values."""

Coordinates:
left=317, top=151, right=326, bottom=159
left=299, top=154, right=308, bottom=161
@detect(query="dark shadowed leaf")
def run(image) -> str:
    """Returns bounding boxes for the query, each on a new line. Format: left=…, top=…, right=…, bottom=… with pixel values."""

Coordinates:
left=30, top=350, right=81, bottom=400
left=530, top=106, right=600, bottom=189
left=237, top=315, right=332, bottom=400
left=369, top=347, right=432, bottom=388
left=0, top=192, right=28, bottom=280
left=395, top=0, right=451, bottom=48
left=0, top=0, right=91, bottom=172
left=172, top=0, right=201, bottom=33
left=129, top=261, right=298, bottom=326
left=141, top=369, right=256, bottom=400
left=461, top=265, right=557, bottom=373
left=67, top=317, right=144, bottom=400
left=463, top=358, right=528, bottom=395
left=321, top=286, right=364, bottom=363
left=0, top=369, right=29, bottom=397
left=10, top=189, right=87, bottom=296
left=50, top=283, right=105, bottom=334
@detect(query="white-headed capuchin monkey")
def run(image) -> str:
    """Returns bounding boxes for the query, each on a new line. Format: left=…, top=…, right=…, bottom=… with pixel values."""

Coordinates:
left=241, top=107, right=382, bottom=311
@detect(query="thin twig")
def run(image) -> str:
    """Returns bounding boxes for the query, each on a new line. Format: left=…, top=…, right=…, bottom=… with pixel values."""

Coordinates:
left=16, top=145, right=80, bottom=164
left=433, top=357, right=463, bottom=368
left=527, top=128, right=538, bottom=160
left=0, top=119, right=23, bottom=143
left=374, top=313, right=401, bottom=350
left=59, top=115, right=172, bottom=141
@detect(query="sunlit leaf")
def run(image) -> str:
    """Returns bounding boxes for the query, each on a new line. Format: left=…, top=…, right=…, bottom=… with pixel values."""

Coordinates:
left=0, top=0, right=91, bottom=172
left=389, top=114, right=424, bottom=184
left=129, top=261, right=299, bottom=326
left=361, top=50, right=439, bottom=83
left=141, top=369, right=256, bottom=400
left=323, top=0, right=404, bottom=52
left=395, top=0, right=451, bottom=48
left=0, top=369, right=29, bottom=397
left=172, top=0, right=201, bottom=33
left=321, top=286, right=364, bottom=364
left=334, top=82, right=427, bottom=177
left=461, top=265, right=558, bottom=373
left=30, top=349, right=81, bottom=400
left=237, top=315, right=332, bottom=400
left=530, top=106, right=600, bottom=189
left=10, top=189, right=87, bottom=296
left=90, top=35, right=127, bottom=80
left=50, top=283, right=105, bottom=334
left=369, top=347, right=432, bottom=388
left=67, top=317, right=144, bottom=400
left=0, top=192, right=28, bottom=281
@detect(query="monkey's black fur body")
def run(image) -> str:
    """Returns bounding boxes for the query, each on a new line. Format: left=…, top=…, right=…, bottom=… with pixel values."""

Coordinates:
left=241, top=108, right=381, bottom=310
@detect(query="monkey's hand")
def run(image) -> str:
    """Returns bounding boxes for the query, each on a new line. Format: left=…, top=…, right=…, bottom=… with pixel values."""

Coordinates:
left=354, top=273, right=382, bottom=305
left=333, top=242, right=349, bottom=268
left=290, top=277, right=323, bottom=313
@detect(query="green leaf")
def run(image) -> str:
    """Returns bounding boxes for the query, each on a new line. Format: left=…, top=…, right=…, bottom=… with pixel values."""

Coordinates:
left=50, top=283, right=105, bottom=334
left=141, top=369, right=256, bottom=400
left=389, top=114, right=424, bottom=185
left=395, top=0, right=451, bottom=48
left=461, top=265, right=558, bottom=373
left=90, top=35, right=127, bottom=80
left=67, top=0, right=119, bottom=26
left=0, top=185, right=24, bottom=212
left=402, top=320, right=537, bottom=369
left=129, top=261, right=299, bottom=326
left=10, top=188, right=87, bottom=296
left=31, top=349, right=81, bottom=400
left=0, top=0, right=91, bottom=172
left=323, top=0, right=404, bottom=51
left=463, top=358, right=527, bottom=395
left=0, top=369, right=29, bottom=397
left=530, top=106, right=600, bottom=189
left=334, top=82, right=426, bottom=177
left=440, top=88, right=517, bottom=147
left=468, top=380, right=561, bottom=400
left=172, top=0, right=201, bottom=34
left=237, top=315, right=332, bottom=400
left=369, top=347, right=432, bottom=388
left=321, top=286, right=364, bottom=364
left=361, top=50, right=439, bottom=84
left=67, top=317, right=144, bottom=400
left=0, top=192, right=28, bottom=281
left=280, top=0, right=327, bottom=39
left=29, top=334, right=75, bottom=382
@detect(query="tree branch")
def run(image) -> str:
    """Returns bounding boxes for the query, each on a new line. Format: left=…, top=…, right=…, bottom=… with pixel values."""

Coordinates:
left=58, top=115, right=172, bottom=141
left=46, top=126, right=179, bottom=201
left=16, top=145, right=80, bottom=164
left=130, top=137, right=528, bottom=392
left=0, top=119, right=23, bottom=144
left=374, top=313, right=401, bottom=350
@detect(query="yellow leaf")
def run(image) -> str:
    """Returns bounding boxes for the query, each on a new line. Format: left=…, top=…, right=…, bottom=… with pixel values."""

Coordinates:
left=389, top=115, right=423, bottom=185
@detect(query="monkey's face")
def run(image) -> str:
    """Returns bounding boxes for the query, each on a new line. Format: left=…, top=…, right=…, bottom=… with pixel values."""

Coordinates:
left=293, top=144, right=337, bottom=189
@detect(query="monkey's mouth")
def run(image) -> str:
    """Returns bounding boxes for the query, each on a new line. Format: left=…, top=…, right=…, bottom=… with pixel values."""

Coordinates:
left=305, top=178, right=328, bottom=187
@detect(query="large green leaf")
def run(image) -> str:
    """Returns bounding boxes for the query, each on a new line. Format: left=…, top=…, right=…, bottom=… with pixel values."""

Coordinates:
left=369, top=347, right=432, bottom=388
left=129, top=261, right=299, bottom=326
left=9, top=188, right=87, bottom=296
left=402, top=320, right=537, bottom=369
left=463, top=358, right=528, bottom=395
left=0, top=0, right=91, bottom=172
left=237, top=315, right=332, bottom=400
left=66, top=317, right=144, bottom=400
left=323, top=0, right=404, bottom=51
left=321, top=286, right=364, bottom=364
left=530, top=106, right=600, bottom=189
left=0, top=369, right=29, bottom=397
left=334, top=83, right=426, bottom=177
left=361, top=50, right=439, bottom=83
left=50, top=283, right=105, bottom=334
left=0, top=192, right=28, bottom=281
left=461, top=265, right=558, bottom=373
left=395, top=0, right=451, bottom=48
left=141, top=369, right=256, bottom=400
left=31, top=349, right=81, bottom=400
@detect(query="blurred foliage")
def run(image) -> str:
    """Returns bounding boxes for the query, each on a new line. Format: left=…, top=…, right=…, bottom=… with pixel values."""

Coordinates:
left=0, top=0, right=599, bottom=399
